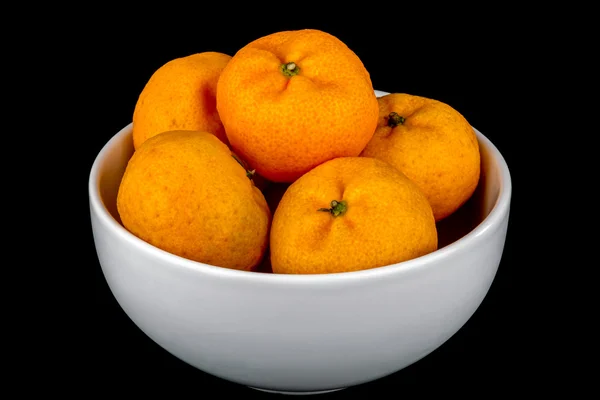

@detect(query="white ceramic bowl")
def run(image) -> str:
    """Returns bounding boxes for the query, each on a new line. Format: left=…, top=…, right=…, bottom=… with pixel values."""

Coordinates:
left=89, top=90, right=511, bottom=395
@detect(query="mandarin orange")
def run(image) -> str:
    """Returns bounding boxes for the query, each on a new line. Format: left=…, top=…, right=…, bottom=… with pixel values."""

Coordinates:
left=270, top=157, right=437, bottom=274
left=117, top=130, right=271, bottom=271
left=132, top=52, right=231, bottom=149
left=361, top=93, right=481, bottom=221
left=216, top=29, right=379, bottom=183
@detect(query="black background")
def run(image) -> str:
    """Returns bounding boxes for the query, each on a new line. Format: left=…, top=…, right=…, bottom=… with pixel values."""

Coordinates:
left=79, top=10, right=548, bottom=398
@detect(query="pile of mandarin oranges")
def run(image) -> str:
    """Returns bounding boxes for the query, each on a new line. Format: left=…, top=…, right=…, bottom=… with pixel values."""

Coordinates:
left=116, top=29, right=481, bottom=275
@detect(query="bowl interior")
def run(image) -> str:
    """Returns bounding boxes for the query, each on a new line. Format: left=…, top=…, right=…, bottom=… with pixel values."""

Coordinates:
left=436, top=138, right=500, bottom=248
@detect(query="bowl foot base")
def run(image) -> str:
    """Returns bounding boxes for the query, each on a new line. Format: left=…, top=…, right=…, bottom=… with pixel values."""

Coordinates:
left=248, top=386, right=347, bottom=395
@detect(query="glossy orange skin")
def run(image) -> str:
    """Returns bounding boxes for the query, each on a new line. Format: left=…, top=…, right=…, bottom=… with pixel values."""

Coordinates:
left=133, top=52, right=232, bottom=149
left=270, top=157, right=438, bottom=274
left=117, top=130, right=271, bottom=271
left=217, top=29, right=379, bottom=183
left=361, top=93, right=481, bottom=221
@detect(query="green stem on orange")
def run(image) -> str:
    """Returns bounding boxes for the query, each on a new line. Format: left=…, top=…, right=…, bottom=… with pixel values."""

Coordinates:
left=387, top=112, right=405, bottom=127
left=318, top=200, right=347, bottom=217
left=280, top=61, right=300, bottom=77
left=232, top=154, right=255, bottom=180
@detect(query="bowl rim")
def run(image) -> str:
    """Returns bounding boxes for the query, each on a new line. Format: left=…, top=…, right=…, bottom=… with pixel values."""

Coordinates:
left=89, top=91, right=512, bottom=284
